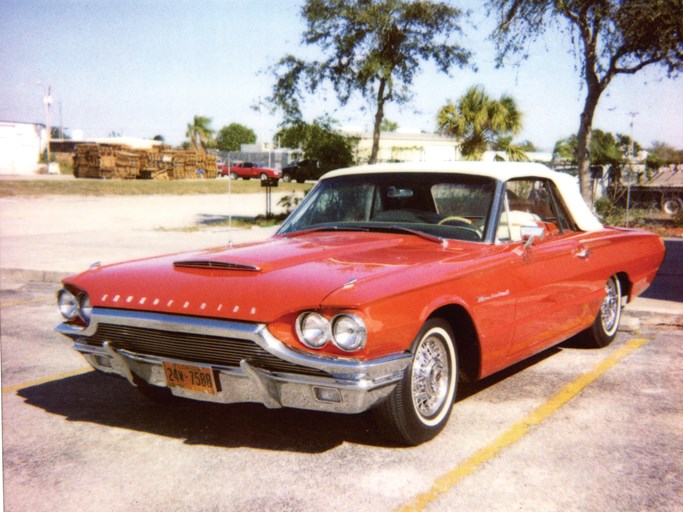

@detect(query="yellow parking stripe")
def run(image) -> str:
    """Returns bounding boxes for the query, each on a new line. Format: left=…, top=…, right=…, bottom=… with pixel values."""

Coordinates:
left=1, top=367, right=93, bottom=394
left=399, top=337, right=649, bottom=512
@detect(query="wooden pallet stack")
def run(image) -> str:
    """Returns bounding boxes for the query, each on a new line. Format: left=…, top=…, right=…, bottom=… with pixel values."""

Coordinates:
left=74, top=144, right=218, bottom=180
left=73, top=144, right=118, bottom=178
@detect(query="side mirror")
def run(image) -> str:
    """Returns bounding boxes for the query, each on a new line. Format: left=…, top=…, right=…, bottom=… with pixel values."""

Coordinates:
left=521, top=225, right=545, bottom=248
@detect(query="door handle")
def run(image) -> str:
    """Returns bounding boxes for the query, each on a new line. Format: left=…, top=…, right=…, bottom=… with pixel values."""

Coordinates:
left=575, top=247, right=592, bottom=259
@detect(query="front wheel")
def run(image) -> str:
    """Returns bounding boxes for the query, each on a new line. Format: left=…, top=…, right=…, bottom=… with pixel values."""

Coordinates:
left=583, top=275, right=622, bottom=348
left=374, top=318, right=458, bottom=446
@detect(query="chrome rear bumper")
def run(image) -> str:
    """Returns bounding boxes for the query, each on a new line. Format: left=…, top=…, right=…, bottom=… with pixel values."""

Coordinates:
left=57, top=308, right=411, bottom=414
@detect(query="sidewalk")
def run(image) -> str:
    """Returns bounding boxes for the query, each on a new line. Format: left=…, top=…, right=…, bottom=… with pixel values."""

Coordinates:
left=1, top=194, right=680, bottom=328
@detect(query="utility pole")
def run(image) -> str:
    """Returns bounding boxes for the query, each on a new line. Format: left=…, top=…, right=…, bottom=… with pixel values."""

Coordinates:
left=625, top=111, right=639, bottom=225
left=42, top=85, right=53, bottom=163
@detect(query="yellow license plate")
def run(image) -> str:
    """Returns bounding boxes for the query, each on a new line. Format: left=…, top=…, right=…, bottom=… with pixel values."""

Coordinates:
left=162, top=361, right=217, bottom=394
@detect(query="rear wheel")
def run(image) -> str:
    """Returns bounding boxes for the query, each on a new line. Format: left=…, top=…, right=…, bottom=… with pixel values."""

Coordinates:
left=374, top=318, right=458, bottom=445
left=583, top=275, right=622, bottom=348
left=662, top=196, right=682, bottom=216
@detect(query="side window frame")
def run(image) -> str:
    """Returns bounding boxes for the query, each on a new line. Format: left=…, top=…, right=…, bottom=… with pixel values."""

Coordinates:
left=496, top=177, right=578, bottom=243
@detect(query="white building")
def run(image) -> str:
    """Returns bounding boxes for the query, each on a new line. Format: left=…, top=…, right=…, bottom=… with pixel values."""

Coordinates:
left=0, top=121, right=45, bottom=175
left=346, top=130, right=460, bottom=163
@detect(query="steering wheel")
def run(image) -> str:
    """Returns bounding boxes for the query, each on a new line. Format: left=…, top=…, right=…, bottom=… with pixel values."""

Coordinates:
left=438, top=216, right=472, bottom=226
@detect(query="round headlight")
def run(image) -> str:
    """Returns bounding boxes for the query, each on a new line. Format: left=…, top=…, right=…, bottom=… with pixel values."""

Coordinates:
left=78, top=294, right=92, bottom=324
left=57, top=289, right=79, bottom=320
left=332, top=314, right=367, bottom=352
left=296, top=312, right=331, bottom=349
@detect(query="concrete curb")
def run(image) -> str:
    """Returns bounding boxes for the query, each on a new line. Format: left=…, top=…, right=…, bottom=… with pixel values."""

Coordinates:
left=1, top=268, right=72, bottom=285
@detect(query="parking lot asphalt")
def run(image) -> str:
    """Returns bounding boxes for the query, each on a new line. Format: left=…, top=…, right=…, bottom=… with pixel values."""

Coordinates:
left=1, top=193, right=681, bottom=327
left=1, top=282, right=681, bottom=512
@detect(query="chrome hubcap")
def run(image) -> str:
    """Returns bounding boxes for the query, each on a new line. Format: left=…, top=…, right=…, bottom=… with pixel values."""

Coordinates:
left=412, top=334, right=450, bottom=418
left=601, top=277, right=620, bottom=334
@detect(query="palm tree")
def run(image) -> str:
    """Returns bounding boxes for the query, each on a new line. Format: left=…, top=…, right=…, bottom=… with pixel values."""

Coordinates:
left=437, top=85, right=524, bottom=160
left=185, top=115, right=215, bottom=150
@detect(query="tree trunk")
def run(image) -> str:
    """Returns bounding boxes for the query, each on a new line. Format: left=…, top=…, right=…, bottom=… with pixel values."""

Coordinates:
left=576, top=88, right=600, bottom=204
left=575, top=18, right=606, bottom=206
left=369, top=78, right=387, bottom=164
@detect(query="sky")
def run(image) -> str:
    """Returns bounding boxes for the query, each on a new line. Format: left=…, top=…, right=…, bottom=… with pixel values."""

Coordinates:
left=2, top=0, right=682, bottom=152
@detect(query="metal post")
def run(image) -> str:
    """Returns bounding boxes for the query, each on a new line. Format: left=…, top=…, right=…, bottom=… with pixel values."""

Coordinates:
left=43, top=85, right=53, bottom=164
left=625, top=112, right=638, bottom=226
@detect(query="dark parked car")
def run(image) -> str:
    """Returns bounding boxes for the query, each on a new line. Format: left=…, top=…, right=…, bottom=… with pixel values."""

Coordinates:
left=281, top=159, right=320, bottom=183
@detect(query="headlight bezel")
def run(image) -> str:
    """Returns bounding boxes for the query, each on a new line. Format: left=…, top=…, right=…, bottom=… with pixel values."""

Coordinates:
left=331, top=313, right=367, bottom=352
left=295, top=310, right=367, bottom=352
left=295, top=312, right=332, bottom=349
left=57, top=287, right=92, bottom=325
left=78, top=293, right=93, bottom=323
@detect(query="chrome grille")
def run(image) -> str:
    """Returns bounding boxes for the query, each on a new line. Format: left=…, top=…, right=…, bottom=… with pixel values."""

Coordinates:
left=86, top=323, right=328, bottom=377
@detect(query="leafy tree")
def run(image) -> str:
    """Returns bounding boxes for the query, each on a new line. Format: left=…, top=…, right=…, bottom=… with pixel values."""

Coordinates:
left=553, top=129, right=637, bottom=182
left=488, top=0, right=683, bottom=202
left=437, top=85, right=524, bottom=160
left=646, top=141, right=683, bottom=170
left=152, top=134, right=165, bottom=142
left=276, top=117, right=359, bottom=173
left=553, top=135, right=579, bottom=165
left=381, top=119, right=400, bottom=132
left=185, top=115, right=215, bottom=149
left=269, top=0, right=471, bottom=164
left=216, top=123, right=257, bottom=152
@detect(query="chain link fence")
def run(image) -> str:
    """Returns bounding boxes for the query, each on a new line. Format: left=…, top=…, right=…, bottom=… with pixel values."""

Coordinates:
left=591, top=165, right=683, bottom=229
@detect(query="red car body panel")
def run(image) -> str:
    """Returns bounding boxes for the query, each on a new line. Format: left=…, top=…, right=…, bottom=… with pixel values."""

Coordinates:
left=223, top=162, right=281, bottom=179
left=62, top=226, right=664, bottom=377
left=56, top=162, right=666, bottom=443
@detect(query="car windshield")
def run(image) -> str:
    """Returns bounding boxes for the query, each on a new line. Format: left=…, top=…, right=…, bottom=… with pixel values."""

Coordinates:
left=278, top=172, right=496, bottom=242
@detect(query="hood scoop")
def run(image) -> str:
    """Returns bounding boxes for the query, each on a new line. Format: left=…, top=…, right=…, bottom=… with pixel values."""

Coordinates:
left=173, top=260, right=261, bottom=272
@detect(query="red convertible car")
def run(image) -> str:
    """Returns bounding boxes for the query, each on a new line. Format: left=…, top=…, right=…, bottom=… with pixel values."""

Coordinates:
left=221, top=161, right=282, bottom=180
left=56, top=162, right=664, bottom=445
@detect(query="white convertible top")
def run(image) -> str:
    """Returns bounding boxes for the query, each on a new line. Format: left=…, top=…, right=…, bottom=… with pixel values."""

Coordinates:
left=322, top=161, right=603, bottom=232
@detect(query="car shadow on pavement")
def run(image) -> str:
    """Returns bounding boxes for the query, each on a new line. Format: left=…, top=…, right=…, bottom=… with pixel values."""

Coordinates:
left=457, top=346, right=562, bottom=401
left=17, top=346, right=566, bottom=453
left=16, top=372, right=388, bottom=453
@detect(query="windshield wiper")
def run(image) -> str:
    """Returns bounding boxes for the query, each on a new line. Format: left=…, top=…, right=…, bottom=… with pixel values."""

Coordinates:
left=364, top=225, right=445, bottom=245
left=280, top=225, right=370, bottom=238
left=280, top=224, right=444, bottom=245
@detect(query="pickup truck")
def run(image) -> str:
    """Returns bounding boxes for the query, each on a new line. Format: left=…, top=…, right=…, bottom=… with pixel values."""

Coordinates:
left=609, top=168, right=683, bottom=216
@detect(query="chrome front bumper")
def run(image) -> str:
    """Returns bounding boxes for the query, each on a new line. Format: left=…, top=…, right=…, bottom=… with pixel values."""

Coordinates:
left=56, top=308, right=411, bottom=414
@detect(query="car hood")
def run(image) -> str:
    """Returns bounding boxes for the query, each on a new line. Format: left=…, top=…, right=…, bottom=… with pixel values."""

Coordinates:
left=65, top=231, right=489, bottom=322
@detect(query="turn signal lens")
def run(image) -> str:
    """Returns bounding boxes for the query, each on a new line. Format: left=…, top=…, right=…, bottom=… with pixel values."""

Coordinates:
left=332, top=314, right=367, bottom=351
left=296, top=312, right=331, bottom=349
left=57, top=289, right=79, bottom=320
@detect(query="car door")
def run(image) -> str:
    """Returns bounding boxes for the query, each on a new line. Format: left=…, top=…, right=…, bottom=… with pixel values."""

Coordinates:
left=500, top=178, right=590, bottom=359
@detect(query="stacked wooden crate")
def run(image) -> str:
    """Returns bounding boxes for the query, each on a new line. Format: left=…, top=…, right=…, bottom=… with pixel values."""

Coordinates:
left=74, top=144, right=218, bottom=180
left=73, top=144, right=118, bottom=178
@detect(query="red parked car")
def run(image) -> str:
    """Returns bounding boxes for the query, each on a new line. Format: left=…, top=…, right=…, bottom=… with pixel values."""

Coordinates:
left=56, top=162, right=664, bottom=445
left=220, top=161, right=281, bottom=180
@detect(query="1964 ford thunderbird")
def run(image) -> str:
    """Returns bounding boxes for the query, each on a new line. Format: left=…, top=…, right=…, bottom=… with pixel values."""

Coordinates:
left=56, top=162, right=664, bottom=445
